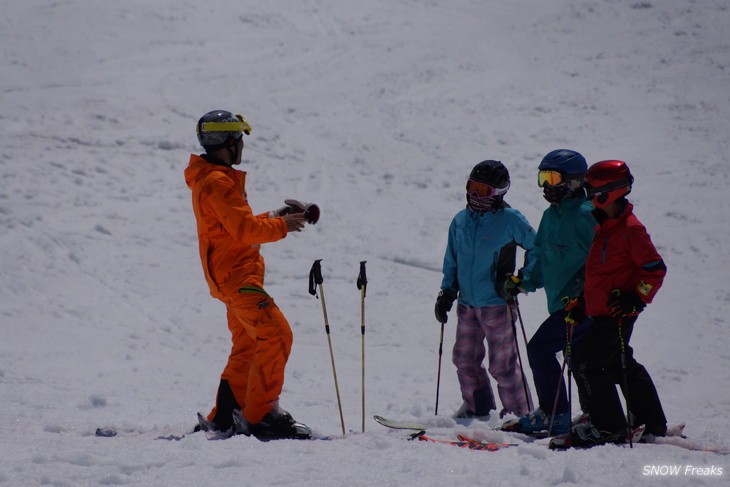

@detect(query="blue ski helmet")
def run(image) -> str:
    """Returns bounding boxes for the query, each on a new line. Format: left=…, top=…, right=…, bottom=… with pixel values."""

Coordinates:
left=537, top=149, right=587, bottom=205
left=538, top=149, right=587, bottom=175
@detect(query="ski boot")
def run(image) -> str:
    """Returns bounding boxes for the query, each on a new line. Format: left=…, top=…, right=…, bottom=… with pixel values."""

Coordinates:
left=233, top=407, right=312, bottom=441
left=195, top=412, right=236, bottom=440
left=453, top=402, right=491, bottom=420
left=549, top=421, right=630, bottom=450
left=501, top=408, right=570, bottom=436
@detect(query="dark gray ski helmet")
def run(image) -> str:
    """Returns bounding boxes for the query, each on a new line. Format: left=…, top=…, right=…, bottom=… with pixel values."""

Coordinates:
left=196, top=110, right=251, bottom=150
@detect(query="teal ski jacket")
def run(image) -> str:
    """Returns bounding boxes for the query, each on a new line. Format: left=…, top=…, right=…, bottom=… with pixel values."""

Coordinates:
left=440, top=206, right=537, bottom=307
left=520, top=198, right=596, bottom=313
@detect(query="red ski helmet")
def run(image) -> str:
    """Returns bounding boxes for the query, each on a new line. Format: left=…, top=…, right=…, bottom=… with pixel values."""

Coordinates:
left=584, top=160, right=633, bottom=208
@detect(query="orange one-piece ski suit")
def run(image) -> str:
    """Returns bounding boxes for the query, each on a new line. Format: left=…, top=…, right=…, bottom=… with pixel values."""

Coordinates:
left=185, top=154, right=293, bottom=426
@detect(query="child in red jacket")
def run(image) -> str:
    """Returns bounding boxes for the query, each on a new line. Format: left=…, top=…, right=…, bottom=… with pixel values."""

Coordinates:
left=562, top=160, right=667, bottom=449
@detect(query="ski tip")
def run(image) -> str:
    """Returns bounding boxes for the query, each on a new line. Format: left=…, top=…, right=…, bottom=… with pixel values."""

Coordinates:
left=666, top=423, right=686, bottom=438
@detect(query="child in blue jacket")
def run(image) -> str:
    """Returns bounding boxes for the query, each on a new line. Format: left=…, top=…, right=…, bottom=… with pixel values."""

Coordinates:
left=435, top=160, right=536, bottom=418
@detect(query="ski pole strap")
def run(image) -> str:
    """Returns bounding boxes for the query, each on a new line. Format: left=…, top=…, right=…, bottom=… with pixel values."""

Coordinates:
left=309, top=259, right=323, bottom=297
left=357, top=261, right=368, bottom=297
left=562, top=296, right=580, bottom=325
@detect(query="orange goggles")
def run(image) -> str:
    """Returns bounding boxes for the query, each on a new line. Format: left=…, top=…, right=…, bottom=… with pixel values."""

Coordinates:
left=466, top=179, right=509, bottom=198
left=538, top=170, right=567, bottom=187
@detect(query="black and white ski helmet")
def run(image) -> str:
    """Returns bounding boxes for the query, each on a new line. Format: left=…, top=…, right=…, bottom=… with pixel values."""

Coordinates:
left=466, top=160, right=510, bottom=212
left=469, top=160, right=510, bottom=190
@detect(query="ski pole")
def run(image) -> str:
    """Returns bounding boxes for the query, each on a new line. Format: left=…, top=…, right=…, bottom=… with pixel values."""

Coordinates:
left=308, top=259, right=346, bottom=435
left=548, top=324, right=572, bottom=436
left=506, top=298, right=532, bottom=413
left=618, top=316, right=633, bottom=448
left=509, top=280, right=530, bottom=353
left=356, top=261, right=368, bottom=433
left=548, top=297, right=578, bottom=436
left=435, top=321, right=445, bottom=416
left=611, top=290, right=633, bottom=448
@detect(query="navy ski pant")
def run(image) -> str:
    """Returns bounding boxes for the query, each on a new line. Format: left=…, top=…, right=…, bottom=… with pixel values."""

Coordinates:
left=527, top=310, right=590, bottom=415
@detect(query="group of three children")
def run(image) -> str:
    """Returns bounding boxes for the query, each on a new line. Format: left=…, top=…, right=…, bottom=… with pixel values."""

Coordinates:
left=435, top=151, right=667, bottom=448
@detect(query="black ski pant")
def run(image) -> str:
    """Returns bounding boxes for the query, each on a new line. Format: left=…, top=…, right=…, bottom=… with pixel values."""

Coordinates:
left=573, top=315, right=667, bottom=436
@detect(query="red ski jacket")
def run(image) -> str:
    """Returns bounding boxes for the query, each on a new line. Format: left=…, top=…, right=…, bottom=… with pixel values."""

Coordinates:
left=584, top=202, right=666, bottom=317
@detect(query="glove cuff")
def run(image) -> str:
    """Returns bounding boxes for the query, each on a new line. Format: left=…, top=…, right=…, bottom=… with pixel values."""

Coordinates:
left=438, top=288, right=457, bottom=302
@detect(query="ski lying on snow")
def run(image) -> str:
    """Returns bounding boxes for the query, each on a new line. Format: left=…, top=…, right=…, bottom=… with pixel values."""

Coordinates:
left=376, top=414, right=553, bottom=440
left=411, top=431, right=518, bottom=451
left=643, top=425, right=730, bottom=455
left=648, top=437, right=730, bottom=455
left=373, top=415, right=429, bottom=431
left=374, top=416, right=518, bottom=451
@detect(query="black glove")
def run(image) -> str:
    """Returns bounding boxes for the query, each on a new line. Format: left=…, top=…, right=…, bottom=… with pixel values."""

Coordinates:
left=500, top=275, right=522, bottom=300
left=608, top=290, right=645, bottom=318
left=562, top=296, right=586, bottom=326
left=434, top=289, right=457, bottom=324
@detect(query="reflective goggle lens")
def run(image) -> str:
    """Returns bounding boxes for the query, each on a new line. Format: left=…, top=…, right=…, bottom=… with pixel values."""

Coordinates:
left=538, top=170, right=564, bottom=187
left=466, top=179, right=508, bottom=197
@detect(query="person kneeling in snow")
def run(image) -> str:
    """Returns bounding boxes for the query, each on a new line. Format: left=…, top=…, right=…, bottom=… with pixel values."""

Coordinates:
left=184, top=110, right=317, bottom=440
left=435, top=160, right=536, bottom=419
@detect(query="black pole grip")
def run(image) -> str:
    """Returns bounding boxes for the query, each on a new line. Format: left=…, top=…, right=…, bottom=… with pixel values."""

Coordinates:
left=357, top=261, right=368, bottom=297
left=309, top=259, right=323, bottom=296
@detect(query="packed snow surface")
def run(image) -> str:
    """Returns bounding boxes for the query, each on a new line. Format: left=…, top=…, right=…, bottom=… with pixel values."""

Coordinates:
left=1, top=1, right=729, bottom=486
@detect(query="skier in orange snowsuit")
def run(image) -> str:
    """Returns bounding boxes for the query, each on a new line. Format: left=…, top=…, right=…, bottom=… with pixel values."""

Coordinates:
left=185, top=110, right=316, bottom=439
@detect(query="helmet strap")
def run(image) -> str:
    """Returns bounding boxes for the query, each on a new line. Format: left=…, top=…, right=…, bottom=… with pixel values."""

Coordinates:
left=202, top=136, right=241, bottom=167
left=226, top=143, right=239, bottom=167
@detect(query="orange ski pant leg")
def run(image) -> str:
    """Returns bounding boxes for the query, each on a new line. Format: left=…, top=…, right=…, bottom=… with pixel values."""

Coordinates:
left=206, top=305, right=256, bottom=425
left=211, top=290, right=293, bottom=425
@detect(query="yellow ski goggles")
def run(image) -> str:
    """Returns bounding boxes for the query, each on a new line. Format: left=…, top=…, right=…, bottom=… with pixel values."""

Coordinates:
left=197, top=114, right=252, bottom=136
left=538, top=170, right=566, bottom=187
left=538, top=169, right=586, bottom=188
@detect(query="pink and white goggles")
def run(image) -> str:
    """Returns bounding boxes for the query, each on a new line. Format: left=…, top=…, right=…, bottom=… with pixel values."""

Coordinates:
left=466, top=178, right=509, bottom=198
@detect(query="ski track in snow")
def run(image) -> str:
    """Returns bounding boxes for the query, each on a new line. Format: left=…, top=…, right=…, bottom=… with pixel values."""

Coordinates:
left=1, top=1, right=729, bottom=486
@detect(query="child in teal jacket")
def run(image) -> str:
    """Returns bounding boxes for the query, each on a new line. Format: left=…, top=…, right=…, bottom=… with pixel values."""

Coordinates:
left=501, top=150, right=595, bottom=435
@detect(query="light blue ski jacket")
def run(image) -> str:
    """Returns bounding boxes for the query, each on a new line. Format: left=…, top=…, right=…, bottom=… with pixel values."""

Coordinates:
left=519, top=198, right=596, bottom=313
left=440, top=206, right=537, bottom=307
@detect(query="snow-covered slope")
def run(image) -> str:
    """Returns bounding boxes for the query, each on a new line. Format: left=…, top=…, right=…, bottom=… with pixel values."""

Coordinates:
left=1, top=1, right=729, bottom=485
